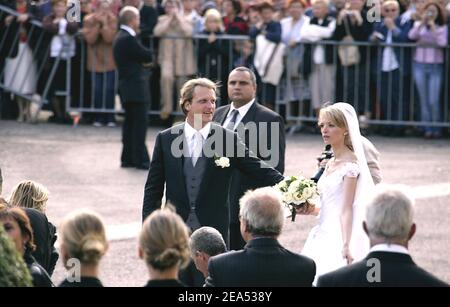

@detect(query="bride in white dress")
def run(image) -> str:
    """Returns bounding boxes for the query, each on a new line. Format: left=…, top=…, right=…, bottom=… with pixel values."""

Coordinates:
left=299, top=103, right=375, bottom=283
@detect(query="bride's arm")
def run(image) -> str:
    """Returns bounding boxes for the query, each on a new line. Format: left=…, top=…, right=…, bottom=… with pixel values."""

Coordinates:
left=340, top=176, right=357, bottom=264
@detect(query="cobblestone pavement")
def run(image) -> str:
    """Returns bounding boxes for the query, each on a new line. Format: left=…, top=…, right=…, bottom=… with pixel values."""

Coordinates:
left=1, top=120, right=449, bottom=286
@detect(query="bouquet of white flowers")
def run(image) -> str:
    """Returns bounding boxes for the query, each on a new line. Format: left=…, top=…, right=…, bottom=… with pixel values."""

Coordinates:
left=274, top=175, right=319, bottom=221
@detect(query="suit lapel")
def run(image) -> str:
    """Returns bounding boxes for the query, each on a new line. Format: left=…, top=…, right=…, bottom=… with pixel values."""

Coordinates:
left=171, top=125, right=189, bottom=205
left=240, top=102, right=258, bottom=125
left=217, top=105, right=231, bottom=125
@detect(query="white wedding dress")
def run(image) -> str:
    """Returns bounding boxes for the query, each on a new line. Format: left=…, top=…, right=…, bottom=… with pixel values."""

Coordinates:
left=301, top=103, right=374, bottom=285
left=302, top=162, right=369, bottom=284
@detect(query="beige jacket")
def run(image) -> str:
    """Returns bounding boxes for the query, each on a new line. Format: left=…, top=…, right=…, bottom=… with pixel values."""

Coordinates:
left=153, top=14, right=196, bottom=76
left=83, top=12, right=117, bottom=72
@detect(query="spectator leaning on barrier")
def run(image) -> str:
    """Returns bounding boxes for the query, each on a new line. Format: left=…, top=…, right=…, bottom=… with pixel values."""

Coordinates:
left=300, top=0, right=336, bottom=117
left=83, top=0, right=118, bottom=127
left=198, top=8, right=229, bottom=104
left=3, top=0, right=38, bottom=123
left=249, top=1, right=282, bottom=110
left=280, top=0, right=311, bottom=113
left=153, top=0, right=196, bottom=120
left=408, top=1, right=448, bottom=139
left=42, top=0, right=79, bottom=124
left=370, top=0, right=412, bottom=137
left=333, top=0, right=372, bottom=117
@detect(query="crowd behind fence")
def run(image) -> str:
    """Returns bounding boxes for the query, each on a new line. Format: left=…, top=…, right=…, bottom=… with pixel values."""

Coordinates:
left=1, top=2, right=450, bottom=133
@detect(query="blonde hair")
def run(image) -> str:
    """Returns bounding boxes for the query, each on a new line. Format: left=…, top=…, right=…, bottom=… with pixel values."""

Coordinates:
left=382, top=0, right=399, bottom=9
left=179, top=78, right=218, bottom=115
left=311, top=0, right=329, bottom=6
left=139, top=208, right=190, bottom=271
left=204, top=8, right=225, bottom=32
left=9, top=180, right=49, bottom=213
left=60, top=209, right=108, bottom=265
left=319, top=104, right=353, bottom=151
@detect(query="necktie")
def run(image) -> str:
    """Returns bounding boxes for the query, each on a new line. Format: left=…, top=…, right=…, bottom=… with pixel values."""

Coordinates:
left=191, top=131, right=203, bottom=166
left=225, top=109, right=239, bottom=131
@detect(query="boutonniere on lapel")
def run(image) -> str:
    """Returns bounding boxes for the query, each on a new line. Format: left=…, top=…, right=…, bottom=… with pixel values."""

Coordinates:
left=214, top=155, right=230, bottom=168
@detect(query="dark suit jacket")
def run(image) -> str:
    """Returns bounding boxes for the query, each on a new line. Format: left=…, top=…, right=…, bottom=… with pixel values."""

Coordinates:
left=213, top=102, right=285, bottom=224
left=205, top=237, right=316, bottom=287
left=142, top=123, right=284, bottom=239
left=144, top=279, right=185, bottom=287
left=317, top=251, right=449, bottom=287
left=113, top=29, right=153, bottom=104
left=24, top=208, right=58, bottom=276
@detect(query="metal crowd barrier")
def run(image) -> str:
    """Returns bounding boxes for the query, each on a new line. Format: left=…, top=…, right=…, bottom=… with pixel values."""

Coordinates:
left=1, top=5, right=449, bottom=129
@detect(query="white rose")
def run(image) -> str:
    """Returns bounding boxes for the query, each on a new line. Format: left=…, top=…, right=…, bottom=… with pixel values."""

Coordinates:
left=215, top=157, right=230, bottom=168
left=302, top=187, right=314, bottom=200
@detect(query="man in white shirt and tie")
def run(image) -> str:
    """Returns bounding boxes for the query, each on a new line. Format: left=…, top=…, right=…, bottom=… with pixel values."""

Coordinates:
left=143, top=77, right=284, bottom=244
left=213, top=67, right=286, bottom=250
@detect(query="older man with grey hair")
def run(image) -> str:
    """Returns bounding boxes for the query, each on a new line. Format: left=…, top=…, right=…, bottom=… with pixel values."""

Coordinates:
left=205, top=187, right=316, bottom=287
left=189, top=227, right=227, bottom=278
left=317, top=184, right=448, bottom=287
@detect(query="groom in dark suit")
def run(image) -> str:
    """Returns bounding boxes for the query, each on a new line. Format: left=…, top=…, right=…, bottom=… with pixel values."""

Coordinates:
left=142, top=78, right=284, bottom=242
left=213, top=67, right=285, bottom=250
left=317, top=185, right=448, bottom=287
left=113, top=6, right=153, bottom=169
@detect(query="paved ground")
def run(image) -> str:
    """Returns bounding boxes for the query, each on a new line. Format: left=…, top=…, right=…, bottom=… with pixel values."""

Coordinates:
left=1, top=120, right=449, bottom=286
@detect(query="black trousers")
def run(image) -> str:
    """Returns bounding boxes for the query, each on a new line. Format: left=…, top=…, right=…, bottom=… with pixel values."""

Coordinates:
left=121, top=102, right=150, bottom=167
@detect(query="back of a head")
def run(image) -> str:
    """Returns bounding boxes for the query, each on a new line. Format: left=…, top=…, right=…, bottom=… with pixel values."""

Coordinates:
left=190, top=226, right=227, bottom=257
left=140, top=209, right=190, bottom=271
left=366, top=184, right=414, bottom=243
left=60, top=209, right=108, bottom=266
left=119, top=5, right=139, bottom=25
left=9, top=180, right=49, bottom=213
left=239, top=187, right=284, bottom=237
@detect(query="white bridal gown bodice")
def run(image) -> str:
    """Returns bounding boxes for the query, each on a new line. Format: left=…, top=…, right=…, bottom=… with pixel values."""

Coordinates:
left=302, top=161, right=368, bottom=283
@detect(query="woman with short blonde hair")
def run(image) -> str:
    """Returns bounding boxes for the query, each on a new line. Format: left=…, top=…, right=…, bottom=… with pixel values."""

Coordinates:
left=139, top=208, right=190, bottom=287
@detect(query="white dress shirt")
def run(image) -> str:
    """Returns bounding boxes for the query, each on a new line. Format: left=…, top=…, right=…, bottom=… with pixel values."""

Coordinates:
left=184, top=121, right=211, bottom=158
left=222, top=99, right=255, bottom=130
left=369, top=243, right=410, bottom=255
left=382, top=30, right=400, bottom=72
left=120, top=25, right=136, bottom=37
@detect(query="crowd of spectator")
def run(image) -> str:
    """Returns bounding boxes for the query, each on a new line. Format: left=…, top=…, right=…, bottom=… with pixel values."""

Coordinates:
left=0, top=163, right=447, bottom=286
left=1, top=0, right=450, bottom=137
